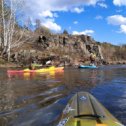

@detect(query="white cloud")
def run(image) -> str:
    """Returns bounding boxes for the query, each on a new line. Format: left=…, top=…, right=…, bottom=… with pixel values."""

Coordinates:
left=95, top=15, right=103, bottom=20
left=39, top=10, right=58, bottom=18
left=23, top=0, right=102, bottom=32
left=42, top=19, right=61, bottom=32
left=120, top=25, right=126, bottom=34
left=53, top=13, right=58, bottom=18
left=25, top=0, right=101, bottom=12
left=72, top=7, right=84, bottom=13
left=113, top=0, right=126, bottom=6
left=73, top=21, right=78, bottom=24
left=38, top=10, right=53, bottom=18
left=72, top=29, right=94, bottom=35
left=107, top=15, right=126, bottom=34
left=98, top=2, right=108, bottom=8
left=107, top=15, right=126, bottom=25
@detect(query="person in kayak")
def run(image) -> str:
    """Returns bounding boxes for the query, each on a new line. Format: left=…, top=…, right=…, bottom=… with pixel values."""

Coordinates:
left=90, top=52, right=96, bottom=65
left=29, top=61, right=42, bottom=70
left=29, top=63, right=35, bottom=70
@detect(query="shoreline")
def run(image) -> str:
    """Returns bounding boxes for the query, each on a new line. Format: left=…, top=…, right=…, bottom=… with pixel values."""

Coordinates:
left=107, top=60, right=126, bottom=65
left=0, top=63, right=21, bottom=68
left=0, top=61, right=126, bottom=68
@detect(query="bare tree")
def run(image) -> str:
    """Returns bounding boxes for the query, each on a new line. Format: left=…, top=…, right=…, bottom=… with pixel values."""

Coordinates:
left=0, top=0, right=28, bottom=61
left=35, top=19, right=41, bottom=31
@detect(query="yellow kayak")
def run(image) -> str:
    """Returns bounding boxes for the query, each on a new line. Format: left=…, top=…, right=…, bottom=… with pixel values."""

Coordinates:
left=35, top=66, right=56, bottom=73
left=7, top=66, right=64, bottom=73
left=57, top=92, right=124, bottom=126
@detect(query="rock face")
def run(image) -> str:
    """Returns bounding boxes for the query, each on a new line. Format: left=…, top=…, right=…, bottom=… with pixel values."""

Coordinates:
left=9, top=34, right=104, bottom=66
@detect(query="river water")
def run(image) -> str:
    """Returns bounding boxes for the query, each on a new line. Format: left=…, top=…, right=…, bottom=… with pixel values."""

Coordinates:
left=0, top=65, right=126, bottom=126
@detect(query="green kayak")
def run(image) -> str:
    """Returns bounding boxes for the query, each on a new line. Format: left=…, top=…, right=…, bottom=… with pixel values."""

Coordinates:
left=57, top=92, right=124, bottom=126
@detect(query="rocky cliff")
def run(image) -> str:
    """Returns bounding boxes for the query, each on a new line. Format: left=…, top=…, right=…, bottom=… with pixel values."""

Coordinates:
left=4, top=33, right=104, bottom=67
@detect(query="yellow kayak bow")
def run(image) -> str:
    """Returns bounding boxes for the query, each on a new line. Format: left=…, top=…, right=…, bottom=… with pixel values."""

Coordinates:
left=57, top=92, right=124, bottom=126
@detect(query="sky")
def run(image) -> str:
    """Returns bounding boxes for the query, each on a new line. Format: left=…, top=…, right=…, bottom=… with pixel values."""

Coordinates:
left=21, top=0, right=126, bottom=45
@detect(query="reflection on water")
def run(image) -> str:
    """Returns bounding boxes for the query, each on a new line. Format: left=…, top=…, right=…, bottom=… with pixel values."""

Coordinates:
left=0, top=65, right=126, bottom=126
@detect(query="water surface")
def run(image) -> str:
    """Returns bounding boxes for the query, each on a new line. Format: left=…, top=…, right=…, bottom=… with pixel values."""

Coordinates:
left=0, top=65, right=126, bottom=126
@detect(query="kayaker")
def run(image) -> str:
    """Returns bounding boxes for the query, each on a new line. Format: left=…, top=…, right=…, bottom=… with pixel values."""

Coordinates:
left=90, top=53, right=96, bottom=65
left=29, top=63, right=35, bottom=70
left=29, top=61, right=37, bottom=70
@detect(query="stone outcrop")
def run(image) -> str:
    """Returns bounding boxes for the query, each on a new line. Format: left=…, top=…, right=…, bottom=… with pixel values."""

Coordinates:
left=8, top=33, right=104, bottom=66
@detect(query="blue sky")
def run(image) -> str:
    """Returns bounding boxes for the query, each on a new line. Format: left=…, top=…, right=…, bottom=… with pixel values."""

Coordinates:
left=22, top=0, right=126, bottom=45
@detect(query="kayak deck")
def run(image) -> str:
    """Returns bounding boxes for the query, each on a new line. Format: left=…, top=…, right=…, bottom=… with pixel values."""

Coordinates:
left=57, top=92, right=123, bottom=126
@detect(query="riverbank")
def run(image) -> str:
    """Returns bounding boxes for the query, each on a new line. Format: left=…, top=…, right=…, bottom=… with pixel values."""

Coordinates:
left=0, top=63, right=20, bottom=68
left=0, top=60, right=126, bottom=68
left=107, top=60, right=126, bottom=65
left=0, top=58, right=21, bottom=68
left=1, top=33, right=126, bottom=68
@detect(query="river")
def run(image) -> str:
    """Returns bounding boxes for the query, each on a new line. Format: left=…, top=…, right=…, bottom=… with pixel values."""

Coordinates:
left=0, top=65, right=126, bottom=126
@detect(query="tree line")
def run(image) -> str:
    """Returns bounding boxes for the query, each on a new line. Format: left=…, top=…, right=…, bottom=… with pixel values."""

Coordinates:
left=0, top=0, right=52, bottom=61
